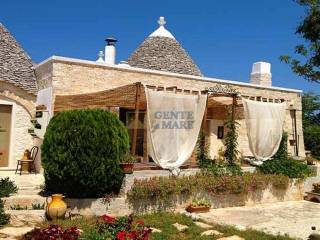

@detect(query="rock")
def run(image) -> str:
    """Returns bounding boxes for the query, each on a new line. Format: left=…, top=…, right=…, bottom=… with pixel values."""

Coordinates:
left=201, top=230, right=223, bottom=236
left=190, top=213, right=199, bottom=221
left=217, top=235, right=245, bottom=240
left=172, top=222, right=189, bottom=232
left=194, top=221, right=212, bottom=229
left=0, top=233, right=9, bottom=238
left=67, top=212, right=84, bottom=220
left=150, top=227, right=162, bottom=233
left=179, top=210, right=200, bottom=221
left=0, top=226, right=34, bottom=237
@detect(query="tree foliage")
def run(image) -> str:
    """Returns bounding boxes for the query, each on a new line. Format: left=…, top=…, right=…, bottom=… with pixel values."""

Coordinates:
left=302, top=92, right=320, bottom=158
left=280, top=0, right=320, bottom=83
left=42, top=109, right=130, bottom=198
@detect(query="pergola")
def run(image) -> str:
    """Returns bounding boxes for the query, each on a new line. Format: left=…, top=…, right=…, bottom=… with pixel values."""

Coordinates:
left=54, top=82, right=242, bottom=158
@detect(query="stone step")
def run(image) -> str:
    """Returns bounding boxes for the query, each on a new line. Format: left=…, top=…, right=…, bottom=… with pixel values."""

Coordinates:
left=7, top=210, right=46, bottom=227
left=2, top=195, right=46, bottom=210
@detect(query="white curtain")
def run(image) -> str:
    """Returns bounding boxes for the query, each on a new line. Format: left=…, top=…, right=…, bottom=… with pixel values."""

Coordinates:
left=242, top=99, right=286, bottom=163
left=145, top=88, right=207, bottom=175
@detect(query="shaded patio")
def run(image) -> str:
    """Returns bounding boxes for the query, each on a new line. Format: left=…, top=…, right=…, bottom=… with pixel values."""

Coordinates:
left=54, top=82, right=289, bottom=169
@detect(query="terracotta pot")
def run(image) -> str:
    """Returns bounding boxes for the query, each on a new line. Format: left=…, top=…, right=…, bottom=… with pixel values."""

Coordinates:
left=46, top=194, right=67, bottom=220
left=186, top=205, right=210, bottom=213
left=120, top=163, right=134, bottom=174
left=21, top=150, right=31, bottom=172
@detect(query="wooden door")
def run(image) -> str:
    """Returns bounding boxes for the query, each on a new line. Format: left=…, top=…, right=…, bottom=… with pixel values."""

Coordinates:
left=0, top=105, right=12, bottom=167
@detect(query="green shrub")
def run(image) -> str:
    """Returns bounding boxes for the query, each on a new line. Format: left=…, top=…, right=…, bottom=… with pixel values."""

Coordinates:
left=42, top=109, right=130, bottom=198
left=258, top=132, right=312, bottom=179
left=304, top=125, right=320, bottom=159
left=0, top=200, right=9, bottom=226
left=0, top=177, right=17, bottom=198
left=190, top=198, right=211, bottom=207
left=258, top=158, right=312, bottom=179
left=201, top=162, right=243, bottom=177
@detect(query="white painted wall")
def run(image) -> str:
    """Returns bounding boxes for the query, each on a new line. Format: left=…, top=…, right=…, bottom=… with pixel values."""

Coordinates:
left=209, top=119, right=225, bottom=159
left=0, top=97, right=33, bottom=169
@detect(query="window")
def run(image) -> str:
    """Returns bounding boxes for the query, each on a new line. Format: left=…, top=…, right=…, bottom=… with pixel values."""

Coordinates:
left=217, top=126, right=224, bottom=139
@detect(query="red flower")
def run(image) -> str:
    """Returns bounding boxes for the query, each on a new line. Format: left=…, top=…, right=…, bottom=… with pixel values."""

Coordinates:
left=102, top=214, right=116, bottom=224
left=128, top=231, right=137, bottom=239
left=116, top=231, right=126, bottom=240
left=136, top=220, right=145, bottom=225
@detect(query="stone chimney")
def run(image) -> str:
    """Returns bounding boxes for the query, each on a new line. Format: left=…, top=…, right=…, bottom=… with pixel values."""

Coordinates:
left=250, top=62, right=272, bottom=87
left=105, top=37, right=117, bottom=65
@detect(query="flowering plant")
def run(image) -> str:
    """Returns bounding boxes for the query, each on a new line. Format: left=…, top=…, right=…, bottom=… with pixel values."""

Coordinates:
left=313, top=182, right=320, bottom=193
left=22, top=225, right=81, bottom=240
left=97, top=214, right=151, bottom=240
left=190, top=198, right=211, bottom=208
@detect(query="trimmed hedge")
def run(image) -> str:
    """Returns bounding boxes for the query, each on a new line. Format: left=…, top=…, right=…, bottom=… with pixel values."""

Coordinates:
left=42, top=109, right=130, bottom=198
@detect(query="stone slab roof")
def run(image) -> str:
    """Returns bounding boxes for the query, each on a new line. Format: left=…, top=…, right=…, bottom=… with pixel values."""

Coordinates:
left=128, top=36, right=203, bottom=77
left=0, top=23, right=37, bottom=94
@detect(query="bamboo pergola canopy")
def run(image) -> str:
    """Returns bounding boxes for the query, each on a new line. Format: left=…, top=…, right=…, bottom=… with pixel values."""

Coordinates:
left=54, top=82, right=241, bottom=113
left=54, top=83, right=145, bottom=112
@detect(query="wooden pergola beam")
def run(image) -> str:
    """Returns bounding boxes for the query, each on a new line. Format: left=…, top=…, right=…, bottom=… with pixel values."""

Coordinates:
left=131, top=82, right=141, bottom=155
left=231, top=95, right=237, bottom=122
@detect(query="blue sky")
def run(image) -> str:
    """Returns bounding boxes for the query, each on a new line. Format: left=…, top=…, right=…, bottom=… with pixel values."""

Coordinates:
left=1, top=0, right=319, bottom=93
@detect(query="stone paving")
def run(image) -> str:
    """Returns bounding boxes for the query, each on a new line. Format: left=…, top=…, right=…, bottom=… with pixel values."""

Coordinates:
left=197, top=200, right=320, bottom=240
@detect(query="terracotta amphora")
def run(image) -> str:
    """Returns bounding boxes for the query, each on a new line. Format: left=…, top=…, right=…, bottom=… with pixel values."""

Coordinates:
left=46, top=194, right=67, bottom=220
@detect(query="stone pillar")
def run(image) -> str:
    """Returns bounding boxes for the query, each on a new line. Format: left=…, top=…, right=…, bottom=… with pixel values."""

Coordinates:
left=250, top=62, right=272, bottom=87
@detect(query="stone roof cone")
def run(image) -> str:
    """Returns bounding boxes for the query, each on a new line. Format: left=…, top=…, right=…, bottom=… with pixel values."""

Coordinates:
left=127, top=17, right=203, bottom=76
left=0, top=23, right=37, bottom=94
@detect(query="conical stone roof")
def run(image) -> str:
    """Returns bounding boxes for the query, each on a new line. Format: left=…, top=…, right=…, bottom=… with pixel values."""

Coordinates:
left=0, top=23, right=37, bottom=94
left=127, top=17, right=202, bottom=76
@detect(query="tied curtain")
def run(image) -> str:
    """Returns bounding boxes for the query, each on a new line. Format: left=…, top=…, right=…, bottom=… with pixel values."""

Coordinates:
left=145, top=88, right=207, bottom=175
left=243, top=99, right=286, bottom=163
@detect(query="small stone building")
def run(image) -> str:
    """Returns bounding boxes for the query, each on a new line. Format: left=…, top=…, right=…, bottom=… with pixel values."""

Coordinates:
left=35, top=17, right=305, bottom=165
left=0, top=23, right=36, bottom=169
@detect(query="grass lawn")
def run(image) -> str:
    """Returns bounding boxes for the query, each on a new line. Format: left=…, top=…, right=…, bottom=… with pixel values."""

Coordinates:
left=39, top=212, right=295, bottom=240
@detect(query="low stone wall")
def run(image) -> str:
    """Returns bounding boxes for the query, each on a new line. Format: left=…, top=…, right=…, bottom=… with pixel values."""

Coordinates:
left=127, top=181, right=304, bottom=214
left=64, top=180, right=304, bottom=217
left=4, top=167, right=317, bottom=217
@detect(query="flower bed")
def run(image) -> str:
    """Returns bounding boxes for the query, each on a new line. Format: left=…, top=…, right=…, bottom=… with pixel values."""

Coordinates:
left=126, top=172, right=301, bottom=213
left=22, top=214, right=151, bottom=240
left=127, top=173, right=290, bottom=202
left=24, top=212, right=296, bottom=240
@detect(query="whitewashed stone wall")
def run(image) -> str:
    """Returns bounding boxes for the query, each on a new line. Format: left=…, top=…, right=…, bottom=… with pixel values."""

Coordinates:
left=0, top=81, right=35, bottom=168
left=11, top=103, right=33, bottom=168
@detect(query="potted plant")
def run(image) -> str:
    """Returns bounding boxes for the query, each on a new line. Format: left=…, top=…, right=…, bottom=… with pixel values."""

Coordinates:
left=120, top=153, right=136, bottom=174
left=313, top=183, right=320, bottom=193
left=305, top=182, right=320, bottom=202
left=186, top=199, right=211, bottom=213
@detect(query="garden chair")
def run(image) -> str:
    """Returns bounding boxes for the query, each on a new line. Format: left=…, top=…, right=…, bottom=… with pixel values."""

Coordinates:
left=15, top=146, right=39, bottom=175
